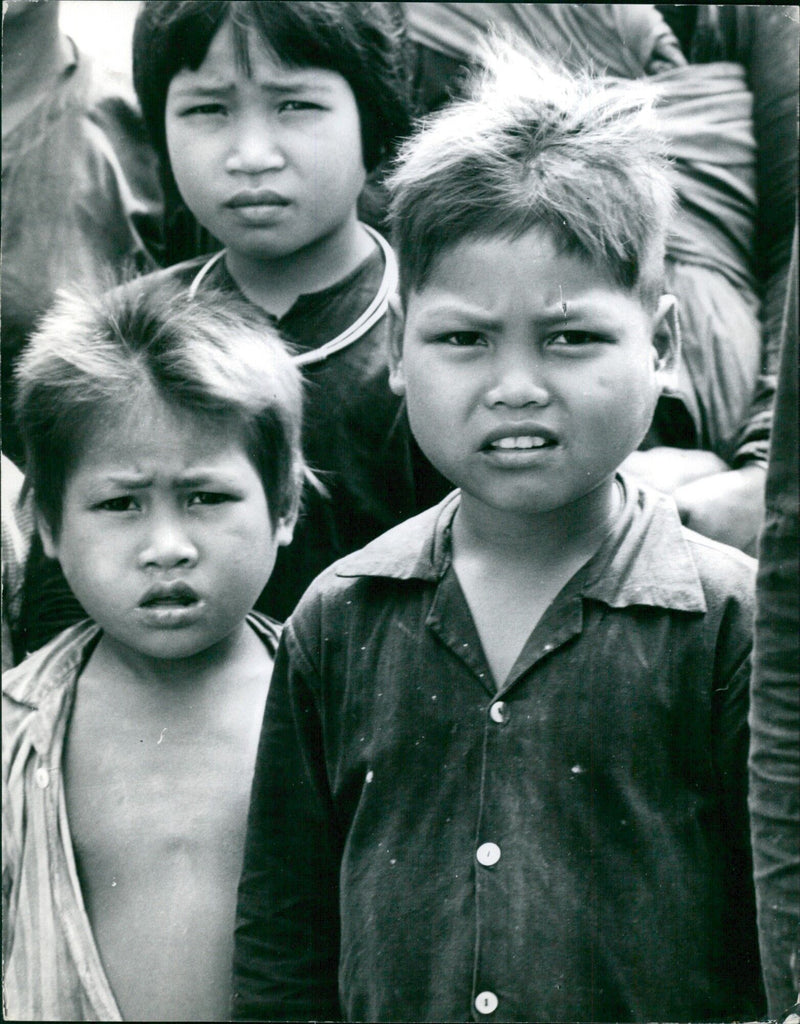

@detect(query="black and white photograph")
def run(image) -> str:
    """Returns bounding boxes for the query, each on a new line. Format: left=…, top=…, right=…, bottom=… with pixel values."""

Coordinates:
left=2, top=2, right=798, bottom=1021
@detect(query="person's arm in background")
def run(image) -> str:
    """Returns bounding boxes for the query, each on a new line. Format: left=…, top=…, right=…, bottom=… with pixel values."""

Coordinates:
left=663, top=6, right=798, bottom=551
left=749, top=227, right=799, bottom=1021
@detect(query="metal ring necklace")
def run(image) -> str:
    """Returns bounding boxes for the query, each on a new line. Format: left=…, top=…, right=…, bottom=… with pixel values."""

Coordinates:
left=187, top=223, right=399, bottom=367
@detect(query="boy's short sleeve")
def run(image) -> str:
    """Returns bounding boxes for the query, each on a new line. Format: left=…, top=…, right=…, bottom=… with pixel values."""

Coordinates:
left=232, top=599, right=343, bottom=1022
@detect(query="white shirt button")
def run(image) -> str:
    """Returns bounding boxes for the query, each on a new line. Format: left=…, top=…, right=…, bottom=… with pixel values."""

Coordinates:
left=489, top=701, right=508, bottom=724
left=476, top=842, right=501, bottom=867
left=35, top=766, right=50, bottom=789
left=475, top=990, right=499, bottom=1014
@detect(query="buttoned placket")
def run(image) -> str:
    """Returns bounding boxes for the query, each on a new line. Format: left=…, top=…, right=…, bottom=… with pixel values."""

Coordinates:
left=427, top=564, right=585, bottom=1020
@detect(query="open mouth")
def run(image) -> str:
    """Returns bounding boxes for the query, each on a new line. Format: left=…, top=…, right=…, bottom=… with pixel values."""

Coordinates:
left=139, top=583, right=199, bottom=609
left=141, top=595, right=197, bottom=608
left=487, top=436, right=555, bottom=451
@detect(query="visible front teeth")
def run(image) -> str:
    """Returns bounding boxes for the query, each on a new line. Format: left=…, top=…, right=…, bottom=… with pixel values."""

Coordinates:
left=492, top=436, right=549, bottom=450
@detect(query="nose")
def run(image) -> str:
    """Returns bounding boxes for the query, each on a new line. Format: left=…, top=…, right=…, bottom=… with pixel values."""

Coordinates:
left=225, top=111, right=285, bottom=175
left=138, top=511, right=199, bottom=571
left=485, top=347, right=550, bottom=408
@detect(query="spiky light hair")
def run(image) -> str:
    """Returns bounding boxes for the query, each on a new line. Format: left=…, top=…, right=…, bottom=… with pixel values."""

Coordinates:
left=15, top=276, right=306, bottom=536
left=387, top=40, right=675, bottom=308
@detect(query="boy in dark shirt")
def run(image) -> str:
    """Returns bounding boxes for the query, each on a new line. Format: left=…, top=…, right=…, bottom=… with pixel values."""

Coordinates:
left=232, top=47, right=764, bottom=1022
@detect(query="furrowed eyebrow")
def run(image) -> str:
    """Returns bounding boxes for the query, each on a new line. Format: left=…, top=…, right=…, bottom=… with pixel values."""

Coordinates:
left=175, top=473, right=240, bottom=489
left=95, top=470, right=238, bottom=489
left=168, top=83, right=236, bottom=100
left=417, top=303, right=504, bottom=332
left=169, top=80, right=334, bottom=100
left=261, top=80, right=334, bottom=96
left=100, top=475, right=153, bottom=489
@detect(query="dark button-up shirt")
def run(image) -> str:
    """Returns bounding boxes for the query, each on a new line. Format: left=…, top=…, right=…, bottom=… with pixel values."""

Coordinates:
left=233, top=477, right=764, bottom=1022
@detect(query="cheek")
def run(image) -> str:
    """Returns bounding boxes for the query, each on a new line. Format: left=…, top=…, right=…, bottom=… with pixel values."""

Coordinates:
left=57, top=541, right=125, bottom=615
left=590, top=367, right=658, bottom=440
left=216, top=507, right=276, bottom=565
left=316, top=120, right=366, bottom=188
left=165, top=122, right=186, bottom=172
left=403, top=366, right=445, bottom=424
left=166, top=129, right=210, bottom=199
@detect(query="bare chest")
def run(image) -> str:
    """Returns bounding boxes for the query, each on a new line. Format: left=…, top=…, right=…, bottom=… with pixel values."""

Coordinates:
left=469, top=588, right=551, bottom=688
left=63, top=684, right=267, bottom=1020
left=452, top=550, right=582, bottom=688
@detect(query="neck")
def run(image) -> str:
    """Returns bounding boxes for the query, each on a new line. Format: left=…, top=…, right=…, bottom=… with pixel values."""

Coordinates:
left=93, top=620, right=259, bottom=698
left=2, top=2, right=73, bottom=137
left=454, top=476, right=621, bottom=571
left=225, top=215, right=374, bottom=318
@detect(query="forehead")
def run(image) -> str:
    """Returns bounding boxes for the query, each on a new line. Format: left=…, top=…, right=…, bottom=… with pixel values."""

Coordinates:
left=69, top=393, right=249, bottom=477
left=408, top=229, right=644, bottom=322
left=167, top=18, right=348, bottom=98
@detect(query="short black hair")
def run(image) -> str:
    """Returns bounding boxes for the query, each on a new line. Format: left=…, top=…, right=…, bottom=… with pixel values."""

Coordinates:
left=133, top=0, right=411, bottom=179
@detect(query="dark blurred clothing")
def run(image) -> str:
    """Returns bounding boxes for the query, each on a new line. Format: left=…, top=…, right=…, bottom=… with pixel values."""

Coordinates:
left=18, top=533, right=87, bottom=664
left=750, top=229, right=800, bottom=1017
left=141, top=245, right=449, bottom=622
left=403, top=3, right=683, bottom=78
left=1, top=455, right=34, bottom=669
left=1, top=38, right=163, bottom=465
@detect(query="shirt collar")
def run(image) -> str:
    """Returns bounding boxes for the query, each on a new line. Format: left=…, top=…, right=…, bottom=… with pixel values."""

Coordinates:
left=336, top=476, right=706, bottom=614
left=336, top=490, right=459, bottom=582
left=210, top=242, right=384, bottom=331
left=2, top=613, right=282, bottom=757
left=2, top=621, right=101, bottom=756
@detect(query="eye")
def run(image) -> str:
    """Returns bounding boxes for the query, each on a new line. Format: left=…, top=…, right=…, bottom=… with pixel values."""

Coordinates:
left=94, top=496, right=138, bottom=512
left=187, top=491, right=235, bottom=507
left=277, top=99, right=323, bottom=114
left=547, top=331, right=609, bottom=348
left=433, top=331, right=488, bottom=348
left=180, top=102, right=227, bottom=118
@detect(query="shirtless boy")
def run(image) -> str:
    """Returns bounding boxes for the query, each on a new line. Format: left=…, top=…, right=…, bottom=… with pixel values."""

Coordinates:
left=2, top=277, right=304, bottom=1021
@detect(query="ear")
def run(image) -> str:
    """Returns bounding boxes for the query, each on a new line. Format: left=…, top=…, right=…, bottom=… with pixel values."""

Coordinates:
left=273, top=514, right=296, bottom=549
left=651, top=294, right=680, bottom=388
left=387, top=297, right=406, bottom=397
left=274, top=472, right=303, bottom=548
left=36, top=509, right=59, bottom=561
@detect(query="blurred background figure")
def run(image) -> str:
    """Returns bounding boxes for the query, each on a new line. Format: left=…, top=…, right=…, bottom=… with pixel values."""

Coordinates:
left=1, top=453, right=33, bottom=670
left=749, top=228, right=799, bottom=1022
left=1, top=0, right=163, bottom=467
left=403, top=3, right=799, bottom=555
